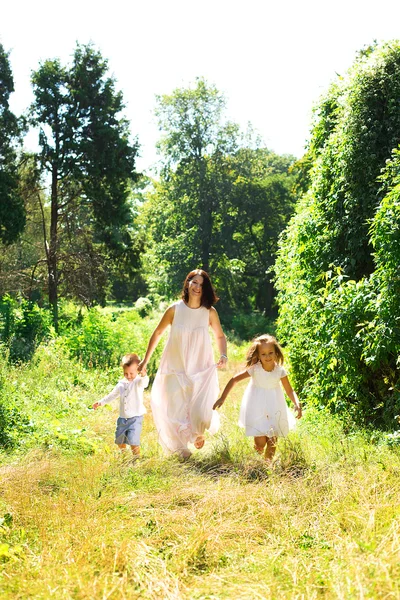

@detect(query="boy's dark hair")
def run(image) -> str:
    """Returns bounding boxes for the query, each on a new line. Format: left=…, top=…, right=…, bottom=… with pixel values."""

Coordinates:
left=121, top=353, right=140, bottom=367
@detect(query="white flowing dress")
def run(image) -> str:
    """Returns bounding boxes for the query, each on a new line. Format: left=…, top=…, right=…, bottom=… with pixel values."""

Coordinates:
left=239, top=363, right=296, bottom=438
left=151, top=300, right=220, bottom=454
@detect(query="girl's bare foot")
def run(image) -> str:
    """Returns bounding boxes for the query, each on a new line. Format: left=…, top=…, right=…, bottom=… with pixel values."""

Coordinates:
left=194, top=435, right=205, bottom=449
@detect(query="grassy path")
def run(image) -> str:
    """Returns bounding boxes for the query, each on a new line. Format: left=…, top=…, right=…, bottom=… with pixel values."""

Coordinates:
left=1, top=365, right=400, bottom=599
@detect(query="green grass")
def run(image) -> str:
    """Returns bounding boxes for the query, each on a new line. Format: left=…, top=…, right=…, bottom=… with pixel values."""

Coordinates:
left=0, top=343, right=400, bottom=598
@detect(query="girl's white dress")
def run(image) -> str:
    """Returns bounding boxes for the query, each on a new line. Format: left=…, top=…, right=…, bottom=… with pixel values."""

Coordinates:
left=239, top=362, right=295, bottom=437
left=151, top=300, right=220, bottom=455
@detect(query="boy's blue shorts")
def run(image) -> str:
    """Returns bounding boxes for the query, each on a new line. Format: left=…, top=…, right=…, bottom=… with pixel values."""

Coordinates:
left=115, top=415, right=144, bottom=446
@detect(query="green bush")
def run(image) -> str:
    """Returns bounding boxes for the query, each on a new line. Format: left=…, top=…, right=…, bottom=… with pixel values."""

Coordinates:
left=0, top=296, right=52, bottom=363
left=61, top=307, right=163, bottom=378
left=134, top=297, right=153, bottom=317
left=275, top=42, right=400, bottom=429
left=0, top=345, right=34, bottom=449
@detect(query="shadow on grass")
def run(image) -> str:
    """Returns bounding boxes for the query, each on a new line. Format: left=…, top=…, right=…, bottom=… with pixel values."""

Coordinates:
left=185, top=433, right=309, bottom=482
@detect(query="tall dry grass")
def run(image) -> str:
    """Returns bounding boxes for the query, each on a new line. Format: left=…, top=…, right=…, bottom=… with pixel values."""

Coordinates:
left=0, top=361, right=400, bottom=598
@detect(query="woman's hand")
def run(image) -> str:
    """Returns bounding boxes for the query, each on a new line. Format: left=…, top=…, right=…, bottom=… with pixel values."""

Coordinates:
left=295, top=403, right=302, bottom=419
left=216, top=355, right=228, bottom=369
left=138, top=359, right=147, bottom=374
left=213, top=397, right=225, bottom=410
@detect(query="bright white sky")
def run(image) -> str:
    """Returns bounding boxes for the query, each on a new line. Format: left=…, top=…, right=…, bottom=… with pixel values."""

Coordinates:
left=2, top=0, right=400, bottom=172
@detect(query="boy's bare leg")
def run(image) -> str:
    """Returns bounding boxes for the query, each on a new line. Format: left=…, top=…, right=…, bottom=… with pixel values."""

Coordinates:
left=130, top=445, right=140, bottom=456
left=254, top=436, right=267, bottom=454
left=118, top=443, right=127, bottom=450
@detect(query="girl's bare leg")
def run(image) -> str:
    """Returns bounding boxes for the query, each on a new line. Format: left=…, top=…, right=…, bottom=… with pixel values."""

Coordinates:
left=265, top=436, right=277, bottom=462
left=254, top=436, right=267, bottom=454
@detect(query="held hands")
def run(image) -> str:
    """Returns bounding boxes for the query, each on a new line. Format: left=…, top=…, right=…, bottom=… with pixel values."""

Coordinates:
left=138, top=359, right=147, bottom=374
left=92, top=402, right=101, bottom=410
left=213, top=397, right=225, bottom=410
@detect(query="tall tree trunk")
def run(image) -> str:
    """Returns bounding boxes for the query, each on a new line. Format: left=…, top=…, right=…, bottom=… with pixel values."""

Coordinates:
left=200, top=210, right=211, bottom=273
left=48, top=164, right=59, bottom=331
left=198, top=158, right=211, bottom=272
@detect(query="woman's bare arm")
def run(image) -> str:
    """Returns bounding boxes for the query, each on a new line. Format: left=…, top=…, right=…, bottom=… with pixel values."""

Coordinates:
left=138, top=305, right=175, bottom=372
left=209, top=307, right=228, bottom=368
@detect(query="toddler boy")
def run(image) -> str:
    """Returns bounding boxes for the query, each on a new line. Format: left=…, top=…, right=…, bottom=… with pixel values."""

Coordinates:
left=93, top=353, right=149, bottom=456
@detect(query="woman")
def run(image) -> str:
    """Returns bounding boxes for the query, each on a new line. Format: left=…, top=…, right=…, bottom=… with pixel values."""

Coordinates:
left=138, top=269, right=227, bottom=457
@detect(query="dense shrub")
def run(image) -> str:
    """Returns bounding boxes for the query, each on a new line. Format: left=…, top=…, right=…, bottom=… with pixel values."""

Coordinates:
left=0, top=296, right=52, bottom=362
left=275, top=42, right=400, bottom=429
left=0, top=345, right=34, bottom=448
left=61, top=307, right=163, bottom=378
left=134, top=297, right=153, bottom=317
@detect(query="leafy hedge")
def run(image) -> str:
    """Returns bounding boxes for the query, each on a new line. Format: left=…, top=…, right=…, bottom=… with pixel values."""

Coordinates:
left=275, top=42, right=400, bottom=429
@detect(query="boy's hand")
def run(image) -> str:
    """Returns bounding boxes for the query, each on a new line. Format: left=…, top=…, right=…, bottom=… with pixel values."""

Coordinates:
left=92, top=402, right=101, bottom=410
left=213, top=398, right=224, bottom=410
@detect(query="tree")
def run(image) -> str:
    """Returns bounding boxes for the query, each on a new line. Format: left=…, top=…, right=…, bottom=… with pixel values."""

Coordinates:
left=29, top=43, right=139, bottom=329
left=154, top=77, right=238, bottom=273
left=0, top=155, right=49, bottom=301
left=143, top=82, right=296, bottom=315
left=222, top=148, right=296, bottom=313
left=0, top=44, right=25, bottom=245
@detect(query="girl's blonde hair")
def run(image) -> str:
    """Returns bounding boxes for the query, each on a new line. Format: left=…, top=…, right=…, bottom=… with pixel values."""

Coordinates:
left=245, top=334, right=284, bottom=367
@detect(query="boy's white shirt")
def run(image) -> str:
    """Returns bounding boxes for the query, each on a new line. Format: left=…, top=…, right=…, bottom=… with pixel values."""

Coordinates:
left=99, top=375, right=149, bottom=418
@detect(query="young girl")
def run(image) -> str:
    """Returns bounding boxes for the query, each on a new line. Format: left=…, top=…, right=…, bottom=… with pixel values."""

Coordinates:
left=213, top=334, right=302, bottom=462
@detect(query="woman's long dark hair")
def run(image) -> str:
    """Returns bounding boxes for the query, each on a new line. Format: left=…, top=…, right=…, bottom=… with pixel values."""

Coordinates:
left=181, top=269, right=219, bottom=309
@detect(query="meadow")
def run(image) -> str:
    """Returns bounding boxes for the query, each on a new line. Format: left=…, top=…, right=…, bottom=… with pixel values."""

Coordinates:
left=0, top=311, right=399, bottom=599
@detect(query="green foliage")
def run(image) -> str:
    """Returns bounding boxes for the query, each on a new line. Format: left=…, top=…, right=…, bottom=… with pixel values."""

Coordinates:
left=0, top=44, right=25, bottom=245
left=29, top=43, right=140, bottom=328
left=134, top=297, right=153, bottom=317
left=0, top=295, right=15, bottom=342
left=221, top=310, right=275, bottom=342
left=143, top=82, right=296, bottom=315
left=0, top=345, right=34, bottom=448
left=0, top=155, right=48, bottom=301
left=61, top=307, right=163, bottom=378
left=0, top=403, right=33, bottom=449
left=0, top=296, right=52, bottom=363
left=298, top=42, right=400, bottom=283
left=275, top=42, right=400, bottom=428
left=155, top=77, right=238, bottom=165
